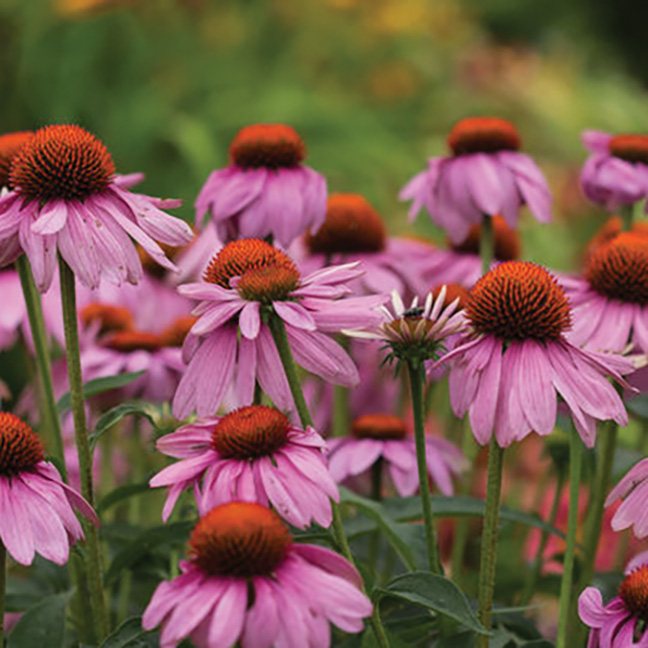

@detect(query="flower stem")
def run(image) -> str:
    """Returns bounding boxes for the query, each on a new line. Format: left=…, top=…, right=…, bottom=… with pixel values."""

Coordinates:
left=368, top=458, right=383, bottom=576
left=0, top=541, right=5, bottom=648
left=521, top=470, right=566, bottom=604
left=556, top=428, right=583, bottom=648
left=407, top=361, right=441, bottom=574
left=476, top=438, right=505, bottom=647
left=480, top=216, right=494, bottom=276
left=15, top=256, right=66, bottom=476
left=579, top=422, right=618, bottom=591
left=267, top=314, right=390, bottom=648
left=59, top=258, right=109, bottom=641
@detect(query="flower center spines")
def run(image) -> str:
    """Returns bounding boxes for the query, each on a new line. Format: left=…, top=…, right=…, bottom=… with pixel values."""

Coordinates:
left=447, top=117, right=521, bottom=156
left=467, top=261, right=571, bottom=341
left=188, top=502, right=292, bottom=578
left=619, top=565, right=648, bottom=622
left=229, top=124, right=305, bottom=169
left=0, top=413, right=44, bottom=476
left=10, top=124, right=115, bottom=202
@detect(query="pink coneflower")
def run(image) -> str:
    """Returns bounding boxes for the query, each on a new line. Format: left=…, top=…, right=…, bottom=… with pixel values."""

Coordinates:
left=142, top=502, right=372, bottom=648
left=563, top=232, right=648, bottom=355
left=0, top=124, right=193, bottom=291
left=579, top=554, right=648, bottom=647
left=0, top=412, right=98, bottom=565
left=173, top=239, right=385, bottom=419
left=195, top=124, right=327, bottom=247
left=399, top=117, right=552, bottom=244
left=294, top=193, right=429, bottom=297
left=422, top=215, right=521, bottom=289
left=442, top=262, right=631, bottom=447
left=605, top=458, right=648, bottom=538
left=329, top=414, right=467, bottom=496
left=345, top=287, right=465, bottom=368
left=580, top=130, right=648, bottom=209
left=150, top=405, right=338, bottom=528
left=77, top=277, right=193, bottom=403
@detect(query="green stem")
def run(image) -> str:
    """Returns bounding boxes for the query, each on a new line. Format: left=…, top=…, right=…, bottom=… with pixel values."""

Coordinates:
left=480, top=216, right=494, bottom=276
left=407, top=362, right=441, bottom=574
left=368, top=458, right=383, bottom=576
left=556, top=428, right=583, bottom=648
left=621, top=203, right=634, bottom=231
left=16, top=256, right=66, bottom=475
left=267, top=314, right=389, bottom=648
left=579, top=422, right=618, bottom=590
left=333, top=336, right=351, bottom=437
left=59, top=258, right=109, bottom=641
left=476, top=438, right=505, bottom=647
left=521, top=471, right=566, bottom=604
left=0, top=541, right=5, bottom=648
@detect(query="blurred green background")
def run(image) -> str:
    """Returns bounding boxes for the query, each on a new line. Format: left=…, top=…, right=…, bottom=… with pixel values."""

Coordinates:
left=2, top=0, right=648, bottom=270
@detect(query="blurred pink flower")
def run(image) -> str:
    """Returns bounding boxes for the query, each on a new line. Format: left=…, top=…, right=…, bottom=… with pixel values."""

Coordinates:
left=580, top=130, right=648, bottom=210
left=195, top=124, right=326, bottom=247
left=400, top=117, right=551, bottom=244
left=328, top=413, right=467, bottom=496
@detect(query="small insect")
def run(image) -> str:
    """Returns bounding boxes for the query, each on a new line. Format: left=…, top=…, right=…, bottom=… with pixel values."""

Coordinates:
left=403, top=306, right=424, bottom=318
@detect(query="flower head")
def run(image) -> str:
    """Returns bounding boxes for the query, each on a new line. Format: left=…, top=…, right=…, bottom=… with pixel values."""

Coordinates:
left=399, top=116, right=551, bottom=243
left=150, top=405, right=339, bottom=528
left=195, top=124, right=327, bottom=247
left=329, top=413, right=467, bottom=496
left=443, top=261, right=632, bottom=447
left=0, top=124, right=193, bottom=291
left=142, top=502, right=372, bottom=648
left=579, top=553, right=648, bottom=647
left=580, top=130, right=648, bottom=210
left=173, top=239, right=385, bottom=419
left=0, top=412, right=98, bottom=565
left=294, top=193, right=429, bottom=297
left=346, top=287, right=465, bottom=369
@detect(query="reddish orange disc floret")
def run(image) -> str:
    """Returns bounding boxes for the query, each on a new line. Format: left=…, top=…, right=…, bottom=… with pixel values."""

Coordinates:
left=204, top=239, right=298, bottom=288
left=189, top=502, right=292, bottom=577
left=450, top=215, right=521, bottom=261
left=80, top=303, right=134, bottom=335
left=448, top=117, right=521, bottom=156
left=619, top=565, right=648, bottom=621
left=160, top=316, right=197, bottom=347
left=609, top=134, right=648, bottom=165
left=352, top=414, right=408, bottom=440
left=0, top=412, right=45, bottom=476
left=586, top=232, right=648, bottom=305
left=230, top=124, right=306, bottom=169
left=237, top=264, right=300, bottom=302
left=432, top=284, right=471, bottom=310
left=0, top=131, right=33, bottom=188
left=211, top=405, right=291, bottom=460
left=103, top=331, right=164, bottom=352
left=467, top=261, right=571, bottom=341
left=10, top=124, right=115, bottom=202
left=306, top=193, right=386, bottom=255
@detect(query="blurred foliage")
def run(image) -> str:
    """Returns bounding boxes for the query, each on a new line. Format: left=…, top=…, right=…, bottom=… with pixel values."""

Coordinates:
left=2, top=0, right=648, bottom=271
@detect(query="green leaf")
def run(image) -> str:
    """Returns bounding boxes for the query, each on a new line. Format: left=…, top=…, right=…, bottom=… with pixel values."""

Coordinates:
left=340, top=487, right=418, bottom=571
left=90, top=401, right=158, bottom=450
left=375, top=572, right=488, bottom=635
left=7, top=591, right=72, bottom=648
left=97, top=480, right=153, bottom=514
left=105, top=522, right=194, bottom=583
left=57, top=371, right=146, bottom=413
left=101, top=617, right=157, bottom=648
